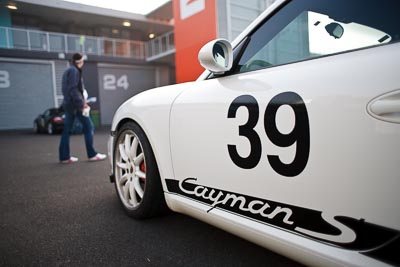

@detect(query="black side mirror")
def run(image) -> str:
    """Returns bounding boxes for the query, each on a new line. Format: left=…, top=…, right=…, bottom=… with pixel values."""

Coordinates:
left=325, top=23, right=344, bottom=39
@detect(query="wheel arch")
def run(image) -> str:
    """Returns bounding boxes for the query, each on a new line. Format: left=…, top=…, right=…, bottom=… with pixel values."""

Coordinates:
left=114, top=117, right=163, bottom=166
left=111, top=113, right=174, bottom=195
left=112, top=119, right=169, bottom=218
left=109, top=83, right=192, bottom=197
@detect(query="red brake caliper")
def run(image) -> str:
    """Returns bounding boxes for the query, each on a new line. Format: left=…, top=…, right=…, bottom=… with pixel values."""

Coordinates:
left=140, top=161, right=146, bottom=183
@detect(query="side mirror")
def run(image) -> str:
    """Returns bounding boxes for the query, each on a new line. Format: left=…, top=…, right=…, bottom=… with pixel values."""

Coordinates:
left=198, top=39, right=233, bottom=75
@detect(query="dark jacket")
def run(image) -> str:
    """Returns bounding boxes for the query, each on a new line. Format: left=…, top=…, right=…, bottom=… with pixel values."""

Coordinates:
left=61, top=65, right=85, bottom=113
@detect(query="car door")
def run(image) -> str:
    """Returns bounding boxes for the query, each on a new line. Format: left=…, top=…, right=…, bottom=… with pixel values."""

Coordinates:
left=169, top=0, right=400, bottom=251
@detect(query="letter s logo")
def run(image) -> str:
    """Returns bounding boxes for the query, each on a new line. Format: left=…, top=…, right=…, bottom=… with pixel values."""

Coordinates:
left=295, top=213, right=356, bottom=244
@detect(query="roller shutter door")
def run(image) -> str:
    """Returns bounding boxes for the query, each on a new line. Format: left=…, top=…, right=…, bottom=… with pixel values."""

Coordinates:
left=98, top=64, right=156, bottom=125
left=0, top=59, right=55, bottom=130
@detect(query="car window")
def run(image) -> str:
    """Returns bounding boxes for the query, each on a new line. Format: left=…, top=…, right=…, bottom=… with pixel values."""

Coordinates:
left=234, top=0, right=400, bottom=73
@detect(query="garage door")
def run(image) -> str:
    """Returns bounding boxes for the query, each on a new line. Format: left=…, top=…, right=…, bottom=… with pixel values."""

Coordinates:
left=98, top=64, right=156, bottom=125
left=0, top=59, right=56, bottom=130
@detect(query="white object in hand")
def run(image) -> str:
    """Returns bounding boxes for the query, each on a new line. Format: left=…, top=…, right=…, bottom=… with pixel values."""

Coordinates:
left=82, top=105, right=91, bottom=117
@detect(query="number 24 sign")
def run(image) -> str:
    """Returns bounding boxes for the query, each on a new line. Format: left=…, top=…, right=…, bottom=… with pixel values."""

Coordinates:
left=103, top=74, right=129, bottom=90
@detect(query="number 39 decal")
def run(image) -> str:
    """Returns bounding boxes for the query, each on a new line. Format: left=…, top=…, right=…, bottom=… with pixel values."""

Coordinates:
left=227, top=92, right=310, bottom=177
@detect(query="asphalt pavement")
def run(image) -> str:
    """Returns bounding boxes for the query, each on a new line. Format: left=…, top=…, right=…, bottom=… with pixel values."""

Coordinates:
left=0, top=128, right=303, bottom=266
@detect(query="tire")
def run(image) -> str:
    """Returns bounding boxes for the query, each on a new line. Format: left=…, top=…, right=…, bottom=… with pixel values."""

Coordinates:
left=34, top=121, right=40, bottom=133
left=113, top=121, right=167, bottom=219
left=47, top=123, right=53, bottom=135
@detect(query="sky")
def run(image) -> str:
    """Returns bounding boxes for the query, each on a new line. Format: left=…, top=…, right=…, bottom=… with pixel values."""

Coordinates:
left=61, top=0, right=171, bottom=15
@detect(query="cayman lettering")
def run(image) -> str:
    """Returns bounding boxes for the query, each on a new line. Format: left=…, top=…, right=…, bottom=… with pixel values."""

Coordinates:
left=179, top=178, right=294, bottom=225
left=164, top=178, right=379, bottom=249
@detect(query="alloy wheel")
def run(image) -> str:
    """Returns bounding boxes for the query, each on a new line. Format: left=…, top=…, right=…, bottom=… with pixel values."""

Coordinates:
left=115, top=131, right=147, bottom=209
left=47, top=123, right=53, bottom=134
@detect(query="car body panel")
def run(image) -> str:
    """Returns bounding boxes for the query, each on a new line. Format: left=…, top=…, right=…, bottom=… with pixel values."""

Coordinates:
left=109, top=1, right=400, bottom=266
left=166, top=43, right=400, bottom=266
left=170, top=43, right=400, bottom=230
left=109, top=83, right=191, bottom=188
left=165, top=194, right=392, bottom=267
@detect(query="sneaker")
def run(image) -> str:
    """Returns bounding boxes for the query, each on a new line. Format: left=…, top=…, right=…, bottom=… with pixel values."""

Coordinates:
left=89, top=153, right=107, bottom=162
left=60, top=156, right=78, bottom=164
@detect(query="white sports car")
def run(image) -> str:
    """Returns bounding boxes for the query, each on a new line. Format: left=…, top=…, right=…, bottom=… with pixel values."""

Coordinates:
left=108, top=0, right=400, bottom=266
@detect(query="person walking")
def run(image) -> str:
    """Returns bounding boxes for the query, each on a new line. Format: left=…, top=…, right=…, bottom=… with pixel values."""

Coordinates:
left=59, top=53, right=106, bottom=163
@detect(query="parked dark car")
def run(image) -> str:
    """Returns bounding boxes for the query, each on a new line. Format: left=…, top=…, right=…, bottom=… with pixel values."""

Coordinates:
left=34, top=107, right=64, bottom=134
left=33, top=107, right=83, bottom=134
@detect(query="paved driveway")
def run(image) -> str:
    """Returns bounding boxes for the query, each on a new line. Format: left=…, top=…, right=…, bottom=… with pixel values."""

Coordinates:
left=0, top=128, right=302, bottom=266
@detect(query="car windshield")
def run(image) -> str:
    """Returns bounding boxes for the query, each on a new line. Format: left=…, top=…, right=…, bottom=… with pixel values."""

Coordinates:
left=234, top=0, right=400, bottom=73
left=49, top=108, right=63, bottom=116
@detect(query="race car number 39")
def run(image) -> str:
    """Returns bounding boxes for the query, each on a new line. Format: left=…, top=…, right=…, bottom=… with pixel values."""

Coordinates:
left=227, top=92, right=310, bottom=177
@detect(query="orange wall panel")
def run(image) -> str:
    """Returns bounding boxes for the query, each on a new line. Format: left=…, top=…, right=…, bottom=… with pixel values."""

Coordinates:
left=173, top=0, right=217, bottom=83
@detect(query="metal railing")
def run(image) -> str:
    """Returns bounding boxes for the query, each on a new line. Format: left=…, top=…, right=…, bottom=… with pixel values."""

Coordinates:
left=0, top=26, right=175, bottom=61
left=146, top=31, right=175, bottom=61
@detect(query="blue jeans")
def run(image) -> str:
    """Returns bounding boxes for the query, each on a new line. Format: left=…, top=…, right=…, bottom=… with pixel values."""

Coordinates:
left=59, top=110, right=97, bottom=161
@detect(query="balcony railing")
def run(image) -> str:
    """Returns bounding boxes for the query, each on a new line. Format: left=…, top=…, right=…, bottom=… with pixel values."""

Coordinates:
left=146, top=31, right=175, bottom=61
left=0, top=26, right=175, bottom=61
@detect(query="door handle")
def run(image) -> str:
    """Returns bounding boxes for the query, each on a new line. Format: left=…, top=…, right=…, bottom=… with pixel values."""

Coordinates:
left=367, top=90, right=400, bottom=124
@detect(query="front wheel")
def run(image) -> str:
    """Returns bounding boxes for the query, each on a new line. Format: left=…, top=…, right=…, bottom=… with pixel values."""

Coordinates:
left=113, top=121, right=167, bottom=219
left=34, top=121, right=40, bottom=133
left=47, top=123, right=53, bottom=135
